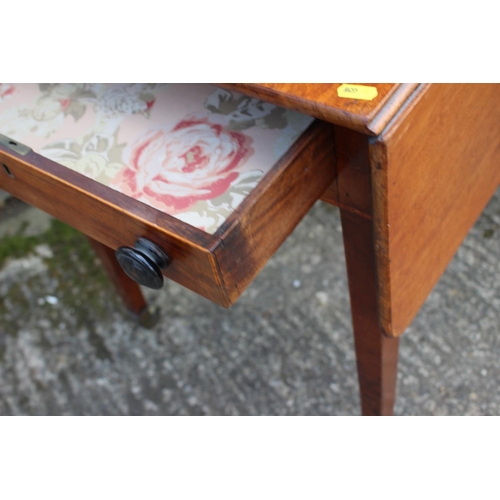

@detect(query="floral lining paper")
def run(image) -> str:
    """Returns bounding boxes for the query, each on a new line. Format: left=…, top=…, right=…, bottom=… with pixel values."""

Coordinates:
left=0, top=84, right=314, bottom=234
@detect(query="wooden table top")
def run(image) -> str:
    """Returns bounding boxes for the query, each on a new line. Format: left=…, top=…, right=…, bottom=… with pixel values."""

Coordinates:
left=221, top=83, right=419, bottom=136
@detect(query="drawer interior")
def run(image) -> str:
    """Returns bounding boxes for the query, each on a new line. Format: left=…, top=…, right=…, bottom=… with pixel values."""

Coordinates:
left=0, top=84, right=335, bottom=306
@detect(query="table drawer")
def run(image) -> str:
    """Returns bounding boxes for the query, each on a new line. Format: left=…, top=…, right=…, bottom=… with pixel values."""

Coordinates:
left=0, top=84, right=335, bottom=306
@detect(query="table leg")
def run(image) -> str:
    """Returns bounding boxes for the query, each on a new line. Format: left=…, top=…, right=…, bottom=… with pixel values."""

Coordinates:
left=86, top=236, right=159, bottom=328
left=340, top=209, right=399, bottom=416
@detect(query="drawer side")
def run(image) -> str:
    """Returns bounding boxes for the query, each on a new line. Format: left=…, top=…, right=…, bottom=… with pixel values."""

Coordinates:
left=213, top=121, right=336, bottom=304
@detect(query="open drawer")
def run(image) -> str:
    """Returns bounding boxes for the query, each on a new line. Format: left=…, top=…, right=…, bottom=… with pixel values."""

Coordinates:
left=0, top=84, right=335, bottom=306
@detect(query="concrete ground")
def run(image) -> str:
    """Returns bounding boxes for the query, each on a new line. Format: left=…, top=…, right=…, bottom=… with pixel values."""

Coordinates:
left=0, top=187, right=499, bottom=415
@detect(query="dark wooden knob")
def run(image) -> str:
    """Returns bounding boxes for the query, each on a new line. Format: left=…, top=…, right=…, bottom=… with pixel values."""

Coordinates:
left=116, top=238, right=170, bottom=289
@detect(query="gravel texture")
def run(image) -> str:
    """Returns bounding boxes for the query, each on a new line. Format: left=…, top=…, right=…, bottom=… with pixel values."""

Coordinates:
left=0, top=189, right=499, bottom=415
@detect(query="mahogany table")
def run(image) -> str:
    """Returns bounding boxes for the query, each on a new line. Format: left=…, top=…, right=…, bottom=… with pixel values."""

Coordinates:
left=1, top=83, right=499, bottom=415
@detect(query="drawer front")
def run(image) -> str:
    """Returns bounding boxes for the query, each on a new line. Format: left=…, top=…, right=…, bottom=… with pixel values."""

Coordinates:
left=0, top=148, right=226, bottom=305
left=0, top=84, right=336, bottom=306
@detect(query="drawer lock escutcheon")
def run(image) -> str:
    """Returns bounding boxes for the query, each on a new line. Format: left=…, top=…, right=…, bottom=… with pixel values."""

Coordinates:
left=116, top=238, right=170, bottom=290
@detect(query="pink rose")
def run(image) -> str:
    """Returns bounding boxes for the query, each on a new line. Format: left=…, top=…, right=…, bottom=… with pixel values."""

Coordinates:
left=112, top=118, right=253, bottom=213
left=0, top=83, right=15, bottom=101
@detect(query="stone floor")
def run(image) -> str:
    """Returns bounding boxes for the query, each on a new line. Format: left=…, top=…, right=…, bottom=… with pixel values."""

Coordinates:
left=0, top=188, right=499, bottom=415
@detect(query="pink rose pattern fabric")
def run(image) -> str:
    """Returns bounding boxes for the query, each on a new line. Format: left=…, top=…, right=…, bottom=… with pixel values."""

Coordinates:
left=114, top=118, right=252, bottom=213
left=0, top=84, right=314, bottom=233
left=0, top=84, right=14, bottom=102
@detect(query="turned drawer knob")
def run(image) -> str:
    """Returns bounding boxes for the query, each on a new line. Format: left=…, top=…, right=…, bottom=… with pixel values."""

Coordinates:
left=115, top=238, right=170, bottom=289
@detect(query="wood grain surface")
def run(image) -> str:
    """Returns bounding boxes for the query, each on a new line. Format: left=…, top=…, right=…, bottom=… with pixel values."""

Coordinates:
left=219, top=83, right=418, bottom=135
left=341, top=210, right=399, bottom=415
left=371, top=84, right=500, bottom=337
left=328, top=123, right=400, bottom=414
left=0, top=148, right=226, bottom=305
left=213, top=120, right=336, bottom=304
left=328, top=126, right=372, bottom=218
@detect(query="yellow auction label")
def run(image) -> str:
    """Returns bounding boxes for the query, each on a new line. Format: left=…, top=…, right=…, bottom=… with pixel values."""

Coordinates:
left=337, top=84, right=378, bottom=101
